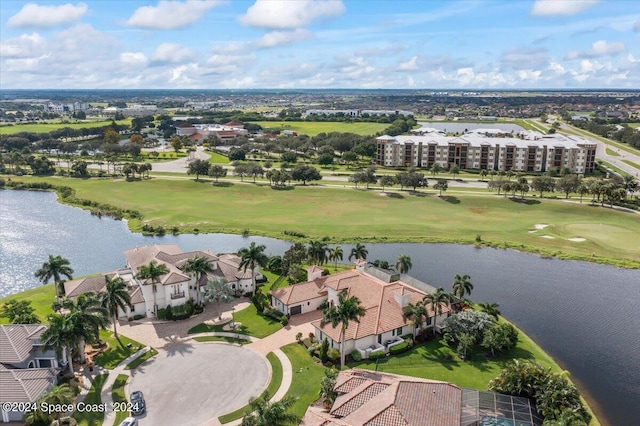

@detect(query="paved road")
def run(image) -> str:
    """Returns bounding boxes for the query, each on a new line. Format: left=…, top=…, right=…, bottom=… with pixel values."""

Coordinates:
left=129, top=343, right=269, bottom=426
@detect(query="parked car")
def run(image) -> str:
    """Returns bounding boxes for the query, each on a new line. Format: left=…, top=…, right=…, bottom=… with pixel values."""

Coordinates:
left=130, top=390, right=146, bottom=415
left=119, top=417, right=138, bottom=426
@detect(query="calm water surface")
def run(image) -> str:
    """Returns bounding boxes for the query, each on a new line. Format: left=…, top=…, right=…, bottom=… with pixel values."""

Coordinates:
left=1, top=190, right=638, bottom=425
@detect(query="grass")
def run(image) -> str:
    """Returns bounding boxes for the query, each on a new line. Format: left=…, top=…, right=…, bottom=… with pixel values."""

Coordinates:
left=188, top=304, right=282, bottom=338
left=598, top=160, right=631, bottom=177
left=621, top=159, right=640, bottom=170
left=281, top=343, right=327, bottom=419
left=0, top=283, right=55, bottom=324
left=112, top=374, right=129, bottom=426
left=207, top=151, right=230, bottom=164
left=94, top=330, right=144, bottom=369
left=72, top=373, right=107, bottom=426
left=0, top=119, right=131, bottom=135
left=605, top=147, right=620, bottom=156
left=125, top=348, right=158, bottom=370
left=218, top=352, right=283, bottom=423
left=246, top=120, right=389, bottom=136
left=17, top=176, right=640, bottom=267
left=565, top=123, right=640, bottom=156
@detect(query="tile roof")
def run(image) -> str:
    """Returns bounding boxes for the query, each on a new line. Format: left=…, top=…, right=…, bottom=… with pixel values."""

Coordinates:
left=0, top=368, right=57, bottom=403
left=64, top=273, right=117, bottom=298
left=0, top=324, right=47, bottom=364
left=271, top=280, right=327, bottom=305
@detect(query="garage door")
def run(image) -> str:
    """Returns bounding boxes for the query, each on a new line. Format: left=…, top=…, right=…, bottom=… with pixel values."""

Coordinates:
left=290, top=305, right=302, bottom=315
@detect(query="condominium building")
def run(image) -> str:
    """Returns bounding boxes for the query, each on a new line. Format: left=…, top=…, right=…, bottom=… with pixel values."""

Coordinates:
left=375, top=129, right=597, bottom=174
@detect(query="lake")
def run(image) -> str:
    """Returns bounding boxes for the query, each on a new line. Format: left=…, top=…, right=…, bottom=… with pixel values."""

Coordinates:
left=1, top=189, right=638, bottom=425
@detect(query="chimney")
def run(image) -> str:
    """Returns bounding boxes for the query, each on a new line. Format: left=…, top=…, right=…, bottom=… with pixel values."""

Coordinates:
left=394, top=292, right=411, bottom=308
left=306, top=265, right=323, bottom=281
left=354, top=259, right=367, bottom=272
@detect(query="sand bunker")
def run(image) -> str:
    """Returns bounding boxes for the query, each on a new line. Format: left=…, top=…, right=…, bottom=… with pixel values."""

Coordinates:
left=527, top=230, right=537, bottom=233
left=568, top=237, right=586, bottom=242
left=534, top=224, right=549, bottom=230
left=540, top=235, right=555, bottom=239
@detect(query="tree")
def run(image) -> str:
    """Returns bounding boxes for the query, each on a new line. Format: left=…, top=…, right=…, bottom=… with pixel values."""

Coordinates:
left=0, top=299, right=40, bottom=324
left=187, top=158, right=210, bottom=182
left=328, top=246, right=344, bottom=271
left=170, top=136, right=183, bottom=152
left=433, top=179, right=448, bottom=196
left=317, top=153, right=334, bottom=167
left=398, top=169, right=428, bottom=192
left=456, top=332, right=475, bottom=360
left=319, top=367, right=339, bottom=407
left=281, top=151, right=297, bottom=163
left=181, top=256, right=214, bottom=305
left=26, top=384, right=75, bottom=425
left=430, top=163, right=442, bottom=177
left=203, top=277, right=234, bottom=319
left=450, top=164, right=460, bottom=178
left=136, top=260, right=169, bottom=314
left=482, top=322, right=518, bottom=357
left=103, top=128, right=120, bottom=144
left=423, top=288, right=450, bottom=334
left=531, top=176, right=556, bottom=197
left=556, top=174, right=581, bottom=199
left=99, top=276, right=131, bottom=338
left=282, top=243, right=307, bottom=274
left=348, top=243, right=368, bottom=261
left=229, top=147, right=246, bottom=161
left=307, top=240, right=329, bottom=265
left=34, top=255, right=74, bottom=300
left=246, top=162, right=264, bottom=183
left=402, top=301, right=428, bottom=335
left=395, top=254, right=412, bottom=273
left=342, top=151, right=358, bottom=168
left=207, top=164, right=227, bottom=183
left=238, top=242, right=268, bottom=296
left=452, top=274, right=473, bottom=301
left=291, top=164, right=322, bottom=185
left=320, top=292, right=366, bottom=369
left=240, top=395, right=299, bottom=426
left=40, top=314, right=77, bottom=376
left=378, top=175, right=395, bottom=192
left=442, top=309, right=494, bottom=345
left=478, top=302, right=501, bottom=318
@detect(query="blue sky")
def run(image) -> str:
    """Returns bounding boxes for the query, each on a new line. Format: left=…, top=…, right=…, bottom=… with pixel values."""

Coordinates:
left=1, top=0, right=639, bottom=89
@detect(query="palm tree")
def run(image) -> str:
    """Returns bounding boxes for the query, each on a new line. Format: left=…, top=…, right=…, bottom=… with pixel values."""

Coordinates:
left=479, top=302, right=501, bottom=319
left=136, top=260, right=169, bottom=314
left=181, top=255, right=214, bottom=305
left=100, top=276, right=132, bottom=338
left=203, top=277, right=234, bottom=319
left=34, top=254, right=74, bottom=300
left=240, top=395, right=299, bottom=426
left=402, top=301, right=428, bottom=335
left=452, top=274, right=473, bottom=302
left=348, top=243, right=368, bottom=262
left=329, top=246, right=343, bottom=271
left=26, top=384, right=75, bottom=425
left=423, top=287, right=450, bottom=335
left=238, top=242, right=268, bottom=296
left=41, top=314, right=77, bottom=376
left=307, top=240, right=329, bottom=265
left=395, top=254, right=412, bottom=274
left=320, top=292, right=366, bottom=369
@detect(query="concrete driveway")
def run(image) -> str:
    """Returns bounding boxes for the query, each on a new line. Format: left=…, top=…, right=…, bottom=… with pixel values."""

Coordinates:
left=129, top=342, right=269, bottom=426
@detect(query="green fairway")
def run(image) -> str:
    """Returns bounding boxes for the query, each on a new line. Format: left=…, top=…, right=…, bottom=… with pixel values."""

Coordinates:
left=246, top=120, right=389, bottom=136
left=15, top=176, right=640, bottom=267
left=0, top=119, right=131, bottom=135
left=0, top=284, right=55, bottom=324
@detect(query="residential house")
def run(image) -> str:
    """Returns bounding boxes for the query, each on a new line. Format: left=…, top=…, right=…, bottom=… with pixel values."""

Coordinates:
left=0, top=325, right=63, bottom=423
left=302, top=369, right=543, bottom=426
left=270, top=264, right=450, bottom=359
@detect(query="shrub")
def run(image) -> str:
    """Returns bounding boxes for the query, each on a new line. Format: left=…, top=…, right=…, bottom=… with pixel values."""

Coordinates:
left=389, top=342, right=409, bottom=355
left=350, top=350, right=362, bottom=362
left=327, top=348, right=340, bottom=362
left=368, top=350, right=386, bottom=360
left=319, top=338, right=329, bottom=362
left=295, top=332, right=303, bottom=342
left=264, top=308, right=284, bottom=321
left=308, top=342, right=321, bottom=357
left=132, top=314, right=144, bottom=320
left=280, top=315, right=289, bottom=325
left=156, top=308, right=168, bottom=320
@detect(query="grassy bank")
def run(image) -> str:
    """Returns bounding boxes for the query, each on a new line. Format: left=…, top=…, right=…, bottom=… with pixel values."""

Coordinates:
left=8, top=176, right=639, bottom=268
left=0, top=284, right=55, bottom=324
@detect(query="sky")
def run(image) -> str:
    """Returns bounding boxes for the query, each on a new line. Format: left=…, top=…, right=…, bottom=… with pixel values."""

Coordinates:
left=0, top=0, right=639, bottom=90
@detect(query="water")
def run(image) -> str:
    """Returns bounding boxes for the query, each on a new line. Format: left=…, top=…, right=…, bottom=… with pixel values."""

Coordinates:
left=418, top=121, right=524, bottom=133
left=1, top=189, right=639, bottom=425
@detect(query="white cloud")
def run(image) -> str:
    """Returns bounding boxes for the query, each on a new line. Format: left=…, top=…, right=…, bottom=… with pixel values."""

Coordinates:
left=203, top=53, right=256, bottom=75
left=397, top=56, right=419, bottom=71
left=258, top=29, right=312, bottom=48
left=8, top=2, right=88, bottom=28
left=239, top=0, right=345, bottom=29
left=531, top=0, right=599, bottom=17
left=565, top=40, right=626, bottom=60
left=126, top=0, right=222, bottom=30
left=0, top=33, right=46, bottom=58
left=120, top=52, right=148, bottom=66
left=151, top=43, right=197, bottom=64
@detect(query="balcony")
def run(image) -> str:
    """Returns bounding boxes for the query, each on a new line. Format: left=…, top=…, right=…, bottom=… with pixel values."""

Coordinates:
left=170, top=292, right=185, bottom=300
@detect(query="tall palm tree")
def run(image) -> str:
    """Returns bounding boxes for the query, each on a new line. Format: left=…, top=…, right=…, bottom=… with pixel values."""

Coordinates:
left=136, top=260, right=169, bottom=314
left=238, top=242, right=268, bottom=296
left=479, top=302, right=501, bottom=319
left=240, top=395, right=299, bottom=426
left=423, top=287, right=450, bottom=335
left=307, top=240, right=329, bottom=265
left=25, top=384, right=75, bottom=425
left=320, top=292, right=366, bottom=369
left=180, top=255, right=214, bottom=305
left=348, top=243, right=368, bottom=262
left=34, top=254, right=74, bottom=300
left=100, top=276, right=132, bottom=338
left=395, top=254, right=412, bottom=274
left=329, top=246, right=344, bottom=271
left=41, top=314, right=77, bottom=376
left=402, top=301, right=428, bottom=335
left=452, top=274, right=473, bottom=301
left=203, top=277, right=234, bottom=319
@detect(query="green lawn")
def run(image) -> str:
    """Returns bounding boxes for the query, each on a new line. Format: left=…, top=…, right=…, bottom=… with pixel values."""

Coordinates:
left=621, top=159, right=640, bottom=170
left=73, top=373, right=107, bottom=426
left=0, top=284, right=55, bottom=324
left=125, top=348, right=158, bottom=370
left=17, top=176, right=640, bottom=267
left=605, top=147, right=620, bottom=156
left=281, top=343, right=327, bottom=420
left=599, top=160, right=631, bottom=177
left=247, top=121, right=389, bottom=136
left=0, top=119, right=131, bottom=135
left=207, top=151, right=230, bottom=164
left=94, top=330, right=144, bottom=369
left=218, top=352, right=283, bottom=423
left=188, top=304, right=282, bottom=338
left=112, top=374, right=129, bottom=426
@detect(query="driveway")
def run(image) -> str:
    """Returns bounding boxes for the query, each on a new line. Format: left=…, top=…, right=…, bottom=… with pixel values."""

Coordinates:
left=129, top=343, right=269, bottom=426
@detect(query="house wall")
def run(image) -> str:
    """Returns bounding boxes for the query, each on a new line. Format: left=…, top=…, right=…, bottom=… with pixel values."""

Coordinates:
left=117, top=301, right=147, bottom=319
left=273, top=296, right=325, bottom=316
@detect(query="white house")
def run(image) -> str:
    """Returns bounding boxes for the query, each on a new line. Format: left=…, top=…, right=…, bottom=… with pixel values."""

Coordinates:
left=270, top=264, right=451, bottom=359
